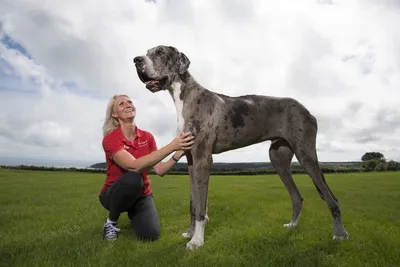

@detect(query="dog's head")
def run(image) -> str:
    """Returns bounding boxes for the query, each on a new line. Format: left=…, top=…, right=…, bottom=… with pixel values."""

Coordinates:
left=133, top=45, right=190, bottom=93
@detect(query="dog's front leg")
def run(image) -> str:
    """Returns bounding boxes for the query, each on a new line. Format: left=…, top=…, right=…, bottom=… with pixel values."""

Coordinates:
left=186, top=152, right=212, bottom=251
left=182, top=152, right=196, bottom=239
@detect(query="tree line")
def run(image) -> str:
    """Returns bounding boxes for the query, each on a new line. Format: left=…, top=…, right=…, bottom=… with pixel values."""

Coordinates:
left=360, top=152, right=400, bottom=172
left=1, top=151, right=398, bottom=175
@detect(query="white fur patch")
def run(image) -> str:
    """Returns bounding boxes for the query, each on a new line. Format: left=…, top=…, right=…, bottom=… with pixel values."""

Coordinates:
left=170, top=82, right=185, bottom=132
left=186, top=220, right=207, bottom=250
left=283, top=222, right=297, bottom=228
left=182, top=232, right=193, bottom=239
left=333, top=235, right=347, bottom=241
left=244, top=99, right=254, bottom=105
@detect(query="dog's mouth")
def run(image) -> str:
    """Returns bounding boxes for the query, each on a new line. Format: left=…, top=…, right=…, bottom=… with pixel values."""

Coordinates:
left=136, top=66, right=168, bottom=93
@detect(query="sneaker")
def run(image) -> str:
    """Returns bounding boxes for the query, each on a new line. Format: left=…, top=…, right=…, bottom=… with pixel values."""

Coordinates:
left=102, top=220, right=121, bottom=240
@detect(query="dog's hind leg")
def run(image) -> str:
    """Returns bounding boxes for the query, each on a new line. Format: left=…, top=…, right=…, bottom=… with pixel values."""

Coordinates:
left=310, top=169, right=338, bottom=203
left=269, top=138, right=304, bottom=228
left=292, top=136, right=349, bottom=240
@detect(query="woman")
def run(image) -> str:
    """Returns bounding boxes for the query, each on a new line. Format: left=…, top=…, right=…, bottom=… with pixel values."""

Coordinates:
left=99, top=94, right=195, bottom=241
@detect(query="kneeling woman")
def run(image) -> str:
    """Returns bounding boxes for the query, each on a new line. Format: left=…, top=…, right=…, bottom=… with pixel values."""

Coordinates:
left=99, top=94, right=194, bottom=241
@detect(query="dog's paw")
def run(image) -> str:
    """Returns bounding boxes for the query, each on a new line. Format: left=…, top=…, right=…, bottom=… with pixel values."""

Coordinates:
left=332, top=235, right=349, bottom=241
left=182, top=227, right=194, bottom=239
left=333, top=231, right=349, bottom=241
left=182, top=232, right=193, bottom=239
left=333, top=227, right=349, bottom=241
left=283, top=222, right=297, bottom=228
left=186, top=239, right=204, bottom=251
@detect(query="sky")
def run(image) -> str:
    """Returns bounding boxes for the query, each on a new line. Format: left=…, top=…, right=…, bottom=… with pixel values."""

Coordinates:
left=0, top=0, right=400, bottom=167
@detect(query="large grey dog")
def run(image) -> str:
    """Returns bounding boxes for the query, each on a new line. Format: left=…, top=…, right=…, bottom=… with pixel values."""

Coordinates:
left=133, top=45, right=349, bottom=250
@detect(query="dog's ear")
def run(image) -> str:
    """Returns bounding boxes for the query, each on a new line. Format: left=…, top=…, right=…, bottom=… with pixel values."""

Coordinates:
left=178, top=52, right=190, bottom=74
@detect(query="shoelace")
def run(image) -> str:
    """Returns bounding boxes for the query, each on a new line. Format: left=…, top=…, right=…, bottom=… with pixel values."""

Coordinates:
left=104, top=222, right=121, bottom=239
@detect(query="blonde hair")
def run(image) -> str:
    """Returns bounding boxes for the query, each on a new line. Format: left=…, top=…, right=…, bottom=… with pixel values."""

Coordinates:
left=102, top=94, right=130, bottom=137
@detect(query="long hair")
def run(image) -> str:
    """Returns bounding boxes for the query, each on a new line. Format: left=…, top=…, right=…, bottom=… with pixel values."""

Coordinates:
left=102, top=94, right=130, bottom=137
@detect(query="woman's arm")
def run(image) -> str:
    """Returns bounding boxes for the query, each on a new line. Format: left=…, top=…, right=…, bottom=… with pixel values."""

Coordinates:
left=112, top=132, right=194, bottom=173
left=152, top=150, right=186, bottom=177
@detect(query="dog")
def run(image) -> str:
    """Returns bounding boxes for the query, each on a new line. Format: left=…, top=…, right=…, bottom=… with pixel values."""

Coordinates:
left=133, top=45, right=349, bottom=250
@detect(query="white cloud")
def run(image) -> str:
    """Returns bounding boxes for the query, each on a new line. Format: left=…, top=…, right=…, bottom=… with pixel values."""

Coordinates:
left=0, top=0, right=400, bottom=167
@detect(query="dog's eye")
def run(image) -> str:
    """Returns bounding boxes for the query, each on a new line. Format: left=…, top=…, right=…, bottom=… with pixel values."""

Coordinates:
left=156, top=50, right=164, bottom=56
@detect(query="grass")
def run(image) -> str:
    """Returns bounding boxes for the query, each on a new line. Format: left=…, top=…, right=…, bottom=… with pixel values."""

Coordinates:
left=0, top=169, right=399, bottom=267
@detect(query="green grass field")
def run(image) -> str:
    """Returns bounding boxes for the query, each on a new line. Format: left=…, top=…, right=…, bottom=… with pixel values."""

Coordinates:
left=1, top=169, right=399, bottom=267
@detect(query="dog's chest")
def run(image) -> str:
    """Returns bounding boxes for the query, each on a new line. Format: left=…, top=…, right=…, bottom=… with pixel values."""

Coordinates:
left=171, top=82, right=185, bottom=132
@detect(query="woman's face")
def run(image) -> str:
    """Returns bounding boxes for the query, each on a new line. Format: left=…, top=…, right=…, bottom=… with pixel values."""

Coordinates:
left=112, top=95, right=136, bottom=122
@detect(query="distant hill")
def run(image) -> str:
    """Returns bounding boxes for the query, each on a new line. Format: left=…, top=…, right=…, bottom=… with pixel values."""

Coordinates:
left=90, top=161, right=275, bottom=170
left=89, top=161, right=362, bottom=174
left=0, top=161, right=370, bottom=175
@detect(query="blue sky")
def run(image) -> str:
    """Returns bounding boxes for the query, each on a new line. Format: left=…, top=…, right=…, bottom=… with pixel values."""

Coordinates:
left=1, top=30, right=32, bottom=58
left=0, top=28, right=106, bottom=98
left=0, top=31, right=40, bottom=99
left=0, top=0, right=400, bottom=166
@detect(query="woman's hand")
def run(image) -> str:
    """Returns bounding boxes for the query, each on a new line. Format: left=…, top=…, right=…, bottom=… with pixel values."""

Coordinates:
left=174, top=150, right=186, bottom=159
left=170, top=131, right=195, bottom=151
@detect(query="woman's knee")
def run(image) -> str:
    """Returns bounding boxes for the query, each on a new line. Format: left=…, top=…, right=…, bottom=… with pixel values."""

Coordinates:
left=136, top=226, right=161, bottom=242
left=120, top=171, right=143, bottom=190
left=131, top=201, right=161, bottom=241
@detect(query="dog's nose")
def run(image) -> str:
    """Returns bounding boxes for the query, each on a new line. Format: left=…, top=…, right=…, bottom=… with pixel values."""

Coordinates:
left=134, top=56, right=143, bottom=64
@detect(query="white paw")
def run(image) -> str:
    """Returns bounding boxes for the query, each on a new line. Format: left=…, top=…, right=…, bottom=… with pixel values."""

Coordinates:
left=186, top=239, right=204, bottom=250
left=333, top=227, right=349, bottom=241
left=283, top=222, right=297, bottom=228
left=182, top=232, right=193, bottom=239
left=333, top=234, right=349, bottom=241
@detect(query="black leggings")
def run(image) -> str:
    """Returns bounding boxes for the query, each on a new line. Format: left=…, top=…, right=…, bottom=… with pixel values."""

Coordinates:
left=99, top=171, right=160, bottom=241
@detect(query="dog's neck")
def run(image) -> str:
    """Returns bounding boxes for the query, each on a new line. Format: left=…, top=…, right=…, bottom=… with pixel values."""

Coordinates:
left=167, top=71, right=203, bottom=133
left=168, top=71, right=202, bottom=104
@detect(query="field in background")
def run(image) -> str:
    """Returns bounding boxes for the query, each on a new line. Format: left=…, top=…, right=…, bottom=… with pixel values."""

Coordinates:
left=1, top=169, right=399, bottom=267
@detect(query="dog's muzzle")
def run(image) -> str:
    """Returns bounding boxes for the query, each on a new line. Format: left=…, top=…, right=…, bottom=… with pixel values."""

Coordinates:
left=133, top=56, right=168, bottom=93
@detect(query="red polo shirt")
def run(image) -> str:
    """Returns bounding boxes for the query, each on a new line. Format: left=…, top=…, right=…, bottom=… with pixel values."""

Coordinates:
left=99, top=125, right=158, bottom=196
